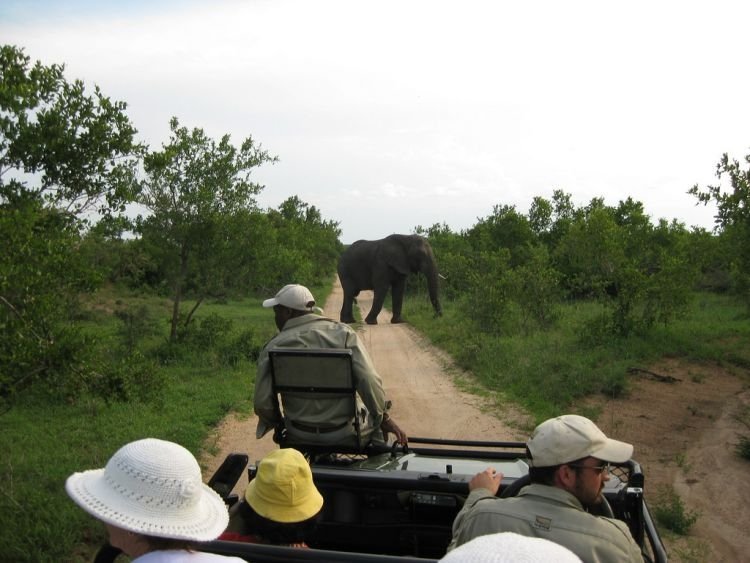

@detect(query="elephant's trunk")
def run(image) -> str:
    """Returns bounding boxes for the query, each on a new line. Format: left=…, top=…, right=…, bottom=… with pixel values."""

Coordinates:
left=422, top=259, right=442, bottom=317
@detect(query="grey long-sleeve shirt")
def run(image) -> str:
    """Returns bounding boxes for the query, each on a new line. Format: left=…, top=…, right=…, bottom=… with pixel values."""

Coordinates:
left=254, top=314, right=388, bottom=439
left=449, top=483, right=643, bottom=563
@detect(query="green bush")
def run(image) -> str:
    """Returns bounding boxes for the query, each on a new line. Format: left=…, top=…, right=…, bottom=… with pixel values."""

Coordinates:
left=86, top=351, right=164, bottom=403
left=220, top=328, right=264, bottom=366
left=737, top=436, right=750, bottom=461
left=152, top=313, right=266, bottom=369
left=653, top=485, right=700, bottom=535
left=115, top=304, right=159, bottom=354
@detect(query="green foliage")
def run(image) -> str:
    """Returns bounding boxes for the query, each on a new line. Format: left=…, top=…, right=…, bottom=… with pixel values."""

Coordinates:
left=690, top=151, right=750, bottom=309
left=179, top=312, right=234, bottom=348
left=0, top=284, right=312, bottom=562
left=0, top=45, right=141, bottom=216
left=0, top=363, right=251, bottom=563
left=422, top=199, right=702, bottom=340
left=220, top=328, right=264, bottom=366
left=736, top=436, right=750, bottom=460
left=0, top=195, right=91, bottom=402
left=114, top=304, right=159, bottom=354
left=138, top=116, right=278, bottom=341
left=459, top=249, right=514, bottom=335
left=467, top=204, right=536, bottom=266
left=86, top=351, right=164, bottom=403
left=154, top=309, right=270, bottom=368
left=264, top=196, right=342, bottom=288
left=507, top=244, right=561, bottom=332
left=652, top=485, right=700, bottom=535
left=407, top=289, right=750, bottom=421
left=0, top=45, right=141, bottom=408
left=553, top=202, right=625, bottom=297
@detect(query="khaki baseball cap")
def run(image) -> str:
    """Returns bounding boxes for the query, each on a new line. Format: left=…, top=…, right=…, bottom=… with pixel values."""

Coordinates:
left=262, top=284, right=316, bottom=311
left=527, top=414, right=633, bottom=467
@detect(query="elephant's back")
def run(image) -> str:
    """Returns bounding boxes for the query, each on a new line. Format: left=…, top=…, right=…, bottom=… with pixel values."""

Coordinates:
left=338, top=240, right=375, bottom=284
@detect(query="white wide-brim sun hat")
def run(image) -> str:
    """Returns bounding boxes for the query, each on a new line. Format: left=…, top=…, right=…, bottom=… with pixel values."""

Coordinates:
left=65, top=438, right=229, bottom=541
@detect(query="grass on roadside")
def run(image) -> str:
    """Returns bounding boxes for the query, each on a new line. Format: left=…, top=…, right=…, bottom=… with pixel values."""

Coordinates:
left=1, top=282, right=334, bottom=563
left=1, top=362, right=253, bottom=562
left=405, top=290, right=750, bottom=423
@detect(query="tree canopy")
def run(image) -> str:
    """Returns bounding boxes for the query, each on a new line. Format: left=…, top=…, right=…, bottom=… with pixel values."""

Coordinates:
left=690, top=152, right=750, bottom=308
left=0, top=44, right=141, bottom=217
left=1, top=45, right=141, bottom=404
left=138, top=117, right=278, bottom=341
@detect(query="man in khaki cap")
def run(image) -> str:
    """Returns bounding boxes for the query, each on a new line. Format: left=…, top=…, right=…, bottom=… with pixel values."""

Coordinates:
left=448, top=415, right=643, bottom=563
left=254, top=284, right=407, bottom=447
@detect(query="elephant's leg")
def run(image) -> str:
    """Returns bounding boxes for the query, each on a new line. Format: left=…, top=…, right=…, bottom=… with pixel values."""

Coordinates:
left=339, top=282, right=357, bottom=323
left=390, top=277, right=406, bottom=324
left=365, top=287, right=388, bottom=325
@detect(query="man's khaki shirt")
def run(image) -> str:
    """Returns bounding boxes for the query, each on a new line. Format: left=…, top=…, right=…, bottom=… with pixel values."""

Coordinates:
left=254, top=314, right=388, bottom=439
left=449, top=483, right=643, bottom=563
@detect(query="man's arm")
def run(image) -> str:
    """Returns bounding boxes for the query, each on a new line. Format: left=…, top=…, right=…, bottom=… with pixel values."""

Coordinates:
left=253, top=347, right=282, bottom=438
left=346, top=331, right=387, bottom=415
left=447, top=469, right=504, bottom=551
left=346, top=330, right=409, bottom=444
left=380, top=412, right=408, bottom=444
left=469, top=467, right=503, bottom=494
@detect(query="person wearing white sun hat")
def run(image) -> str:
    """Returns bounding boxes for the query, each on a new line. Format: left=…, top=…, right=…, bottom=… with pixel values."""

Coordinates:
left=439, top=532, right=582, bottom=562
left=448, top=415, right=643, bottom=563
left=65, top=438, right=245, bottom=562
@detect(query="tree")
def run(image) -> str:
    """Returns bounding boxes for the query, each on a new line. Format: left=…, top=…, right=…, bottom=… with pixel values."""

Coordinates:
left=467, top=204, right=537, bottom=267
left=690, top=152, right=750, bottom=308
left=0, top=45, right=140, bottom=216
left=138, top=117, right=277, bottom=341
left=0, top=45, right=141, bottom=405
left=528, top=196, right=553, bottom=237
left=265, top=196, right=341, bottom=288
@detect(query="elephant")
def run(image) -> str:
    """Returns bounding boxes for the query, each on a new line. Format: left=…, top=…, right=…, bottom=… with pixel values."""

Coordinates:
left=337, top=234, right=442, bottom=325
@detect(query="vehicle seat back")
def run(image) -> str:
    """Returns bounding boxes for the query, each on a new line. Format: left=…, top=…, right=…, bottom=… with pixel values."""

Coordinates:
left=269, top=347, right=367, bottom=453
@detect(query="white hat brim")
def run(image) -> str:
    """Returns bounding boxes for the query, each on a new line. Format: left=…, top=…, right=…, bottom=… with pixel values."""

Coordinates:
left=66, top=468, right=229, bottom=541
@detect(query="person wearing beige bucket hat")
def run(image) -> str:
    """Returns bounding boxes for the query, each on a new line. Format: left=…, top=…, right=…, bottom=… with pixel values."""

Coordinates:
left=220, top=448, right=323, bottom=548
left=65, top=438, right=245, bottom=562
left=448, top=415, right=643, bottom=563
left=254, top=283, right=407, bottom=447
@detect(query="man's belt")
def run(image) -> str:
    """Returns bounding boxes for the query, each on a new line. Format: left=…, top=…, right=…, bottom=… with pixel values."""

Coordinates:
left=289, top=419, right=350, bottom=434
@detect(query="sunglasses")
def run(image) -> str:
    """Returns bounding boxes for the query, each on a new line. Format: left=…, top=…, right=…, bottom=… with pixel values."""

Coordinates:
left=567, top=462, right=610, bottom=474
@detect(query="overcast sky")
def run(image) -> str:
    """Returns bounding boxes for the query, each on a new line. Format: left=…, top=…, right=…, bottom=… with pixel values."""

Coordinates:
left=3, top=0, right=748, bottom=243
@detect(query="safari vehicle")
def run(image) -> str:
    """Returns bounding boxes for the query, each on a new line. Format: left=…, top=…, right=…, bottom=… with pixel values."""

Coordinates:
left=94, top=433, right=668, bottom=563
left=96, top=348, right=669, bottom=562
left=197, top=437, right=669, bottom=563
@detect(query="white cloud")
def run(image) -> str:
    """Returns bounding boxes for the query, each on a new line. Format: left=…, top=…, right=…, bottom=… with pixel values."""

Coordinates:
left=2, top=0, right=747, bottom=241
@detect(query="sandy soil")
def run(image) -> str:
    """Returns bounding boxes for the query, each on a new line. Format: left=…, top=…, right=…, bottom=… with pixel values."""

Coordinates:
left=201, top=278, right=750, bottom=563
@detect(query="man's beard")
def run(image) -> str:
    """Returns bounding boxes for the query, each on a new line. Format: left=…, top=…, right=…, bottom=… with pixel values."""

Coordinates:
left=574, top=481, right=605, bottom=512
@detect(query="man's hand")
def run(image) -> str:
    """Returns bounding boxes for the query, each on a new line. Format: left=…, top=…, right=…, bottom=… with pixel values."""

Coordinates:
left=380, top=416, right=408, bottom=445
left=469, top=467, right=503, bottom=495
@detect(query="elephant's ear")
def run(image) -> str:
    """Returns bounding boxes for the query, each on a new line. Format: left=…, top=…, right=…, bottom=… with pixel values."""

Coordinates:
left=381, top=239, right=411, bottom=275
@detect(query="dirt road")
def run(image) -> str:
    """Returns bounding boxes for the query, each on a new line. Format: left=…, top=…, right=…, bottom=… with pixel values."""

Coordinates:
left=201, top=278, right=528, bottom=489
left=202, top=278, right=750, bottom=563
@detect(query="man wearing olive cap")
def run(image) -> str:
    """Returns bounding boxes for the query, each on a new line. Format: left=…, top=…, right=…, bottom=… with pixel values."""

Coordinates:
left=254, top=284, right=407, bottom=447
left=448, top=415, right=643, bottom=563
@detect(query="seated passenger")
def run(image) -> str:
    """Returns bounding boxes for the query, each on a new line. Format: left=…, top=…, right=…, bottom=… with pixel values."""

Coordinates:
left=253, top=283, right=407, bottom=448
left=221, top=448, right=323, bottom=547
left=448, top=415, right=643, bottom=563
left=65, top=438, right=245, bottom=562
